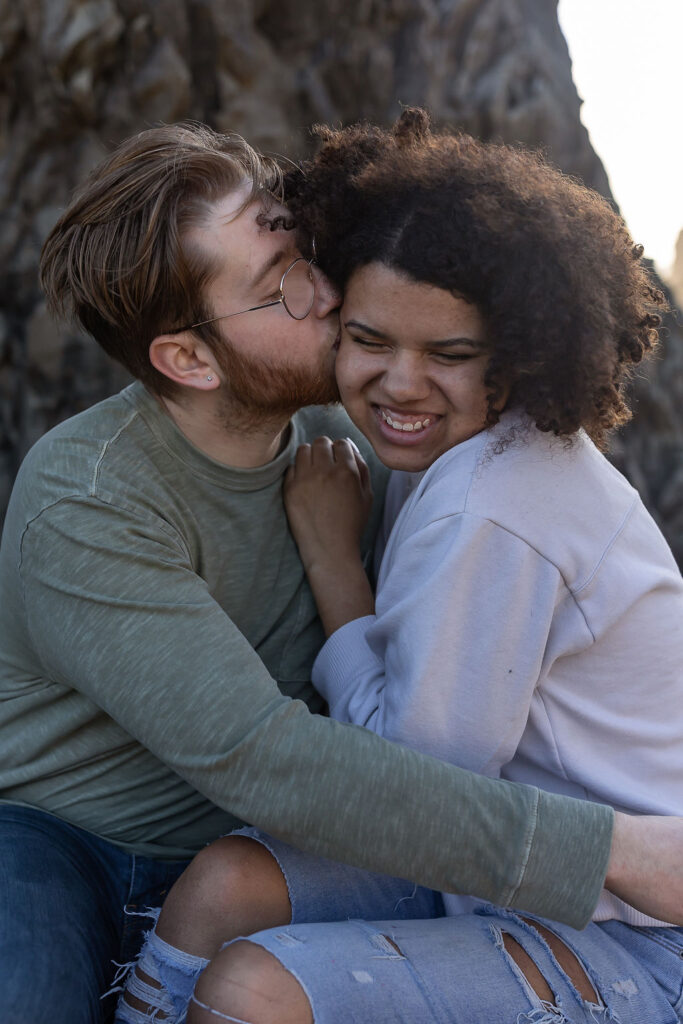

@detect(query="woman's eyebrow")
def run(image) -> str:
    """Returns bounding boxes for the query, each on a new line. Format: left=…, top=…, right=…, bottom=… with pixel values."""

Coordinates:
left=344, top=320, right=485, bottom=347
left=344, top=320, right=389, bottom=338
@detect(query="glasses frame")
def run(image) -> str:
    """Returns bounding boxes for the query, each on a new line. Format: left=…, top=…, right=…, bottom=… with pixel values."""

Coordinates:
left=177, top=254, right=317, bottom=333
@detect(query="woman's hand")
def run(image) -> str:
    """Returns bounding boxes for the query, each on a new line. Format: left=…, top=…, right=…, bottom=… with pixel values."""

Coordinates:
left=284, top=436, right=375, bottom=636
left=284, top=436, right=373, bottom=570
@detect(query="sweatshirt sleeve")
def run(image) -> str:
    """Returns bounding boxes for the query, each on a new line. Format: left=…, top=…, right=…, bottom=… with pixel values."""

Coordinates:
left=18, top=496, right=611, bottom=927
left=313, top=512, right=563, bottom=777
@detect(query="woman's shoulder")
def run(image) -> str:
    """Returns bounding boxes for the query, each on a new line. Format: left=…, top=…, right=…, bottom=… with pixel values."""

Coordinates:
left=428, top=412, right=632, bottom=514
left=414, top=411, right=652, bottom=580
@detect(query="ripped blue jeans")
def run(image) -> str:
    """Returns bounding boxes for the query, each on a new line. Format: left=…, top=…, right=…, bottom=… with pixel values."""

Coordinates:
left=194, top=828, right=683, bottom=1024
left=0, top=803, right=189, bottom=1024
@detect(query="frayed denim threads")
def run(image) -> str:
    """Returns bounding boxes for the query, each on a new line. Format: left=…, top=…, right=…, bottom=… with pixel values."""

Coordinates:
left=113, top=917, right=209, bottom=1024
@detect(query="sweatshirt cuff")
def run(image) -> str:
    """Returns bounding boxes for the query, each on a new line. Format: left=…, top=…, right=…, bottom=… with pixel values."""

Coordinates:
left=511, top=790, right=615, bottom=929
left=311, top=615, right=379, bottom=710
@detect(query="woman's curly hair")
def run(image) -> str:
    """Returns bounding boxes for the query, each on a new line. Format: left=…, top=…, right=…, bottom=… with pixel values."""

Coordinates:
left=285, top=108, right=664, bottom=449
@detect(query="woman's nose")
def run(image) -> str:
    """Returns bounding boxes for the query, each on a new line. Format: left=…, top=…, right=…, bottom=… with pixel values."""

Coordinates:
left=381, top=355, right=431, bottom=403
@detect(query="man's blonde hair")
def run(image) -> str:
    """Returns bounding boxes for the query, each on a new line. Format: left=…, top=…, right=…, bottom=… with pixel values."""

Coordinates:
left=40, top=123, right=282, bottom=396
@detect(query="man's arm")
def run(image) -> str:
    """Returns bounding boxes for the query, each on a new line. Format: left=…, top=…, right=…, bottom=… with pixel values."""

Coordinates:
left=18, top=496, right=613, bottom=928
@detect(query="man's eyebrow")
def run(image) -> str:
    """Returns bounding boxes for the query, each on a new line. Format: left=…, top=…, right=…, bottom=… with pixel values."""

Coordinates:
left=344, top=320, right=485, bottom=347
left=251, top=250, right=289, bottom=290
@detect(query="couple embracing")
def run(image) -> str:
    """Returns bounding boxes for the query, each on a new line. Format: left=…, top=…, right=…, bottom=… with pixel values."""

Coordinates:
left=1, top=110, right=682, bottom=1023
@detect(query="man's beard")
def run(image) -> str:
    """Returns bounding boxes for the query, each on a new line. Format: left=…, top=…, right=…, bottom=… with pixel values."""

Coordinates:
left=213, top=335, right=340, bottom=431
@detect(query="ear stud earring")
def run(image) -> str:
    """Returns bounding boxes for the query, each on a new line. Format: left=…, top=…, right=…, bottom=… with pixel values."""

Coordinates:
left=206, top=375, right=214, bottom=382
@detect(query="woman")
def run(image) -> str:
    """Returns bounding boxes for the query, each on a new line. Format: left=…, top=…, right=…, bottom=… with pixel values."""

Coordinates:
left=116, top=111, right=683, bottom=1024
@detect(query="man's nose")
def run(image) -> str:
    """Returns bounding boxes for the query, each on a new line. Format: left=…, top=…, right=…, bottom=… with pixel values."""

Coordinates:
left=313, top=266, right=342, bottom=315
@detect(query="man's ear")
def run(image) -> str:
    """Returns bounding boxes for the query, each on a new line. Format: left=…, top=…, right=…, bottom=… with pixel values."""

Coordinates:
left=149, top=332, right=220, bottom=390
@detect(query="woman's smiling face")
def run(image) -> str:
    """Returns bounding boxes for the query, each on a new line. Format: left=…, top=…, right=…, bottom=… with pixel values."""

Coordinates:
left=335, top=262, right=496, bottom=472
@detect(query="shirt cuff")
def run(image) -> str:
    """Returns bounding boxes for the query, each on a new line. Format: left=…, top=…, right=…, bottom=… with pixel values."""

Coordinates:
left=512, top=791, right=615, bottom=928
left=311, top=615, right=379, bottom=710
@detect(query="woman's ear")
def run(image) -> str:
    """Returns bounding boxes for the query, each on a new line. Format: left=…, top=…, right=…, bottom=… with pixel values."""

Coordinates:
left=149, top=332, right=220, bottom=390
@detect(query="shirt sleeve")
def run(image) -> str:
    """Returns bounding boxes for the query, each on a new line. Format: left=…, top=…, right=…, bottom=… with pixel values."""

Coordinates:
left=18, top=496, right=611, bottom=927
left=313, top=512, right=564, bottom=777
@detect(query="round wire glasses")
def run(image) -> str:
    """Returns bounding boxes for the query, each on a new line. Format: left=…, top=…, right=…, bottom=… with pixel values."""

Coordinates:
left=178, top=255, right=317, bottom=333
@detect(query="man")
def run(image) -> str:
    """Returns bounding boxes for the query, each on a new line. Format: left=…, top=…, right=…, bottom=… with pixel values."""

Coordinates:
left=0, top=123, right=678, bottom=1024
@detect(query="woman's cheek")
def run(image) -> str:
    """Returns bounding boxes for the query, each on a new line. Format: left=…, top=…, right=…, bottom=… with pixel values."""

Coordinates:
left=334, top=340, right=360, bottom=393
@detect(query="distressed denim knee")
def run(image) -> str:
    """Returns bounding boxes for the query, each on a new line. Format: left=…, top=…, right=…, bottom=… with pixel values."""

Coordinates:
left=230, top=910, right=681, bottom=1023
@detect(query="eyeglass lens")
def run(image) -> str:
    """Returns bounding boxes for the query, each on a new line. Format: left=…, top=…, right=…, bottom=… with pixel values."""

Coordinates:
left=282, top=259, right=315, bottom=320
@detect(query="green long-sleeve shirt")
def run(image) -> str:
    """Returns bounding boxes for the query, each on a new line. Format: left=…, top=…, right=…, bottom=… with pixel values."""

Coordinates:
left=0, top=382, right=613, bottom=927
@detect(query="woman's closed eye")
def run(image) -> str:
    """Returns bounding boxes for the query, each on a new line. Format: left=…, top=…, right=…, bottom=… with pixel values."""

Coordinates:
left=431, top=349, right=478, bottom=363
left=349, top=335, right=389, bottom=351
left=349, top=335, right=478, bottom=363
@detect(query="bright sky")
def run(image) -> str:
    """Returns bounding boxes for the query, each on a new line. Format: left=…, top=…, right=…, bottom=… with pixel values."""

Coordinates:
left=558, top=0, right=683, bottom=276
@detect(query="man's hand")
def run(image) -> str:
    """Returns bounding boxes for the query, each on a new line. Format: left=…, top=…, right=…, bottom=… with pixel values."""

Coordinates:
left=605, top=812, right=683, bottom=924
left=284, top=436, right=375, bottom=636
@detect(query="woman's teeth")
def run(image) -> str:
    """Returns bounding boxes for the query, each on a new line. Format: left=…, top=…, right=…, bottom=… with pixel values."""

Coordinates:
left=380, top=408, right=432, bottom=433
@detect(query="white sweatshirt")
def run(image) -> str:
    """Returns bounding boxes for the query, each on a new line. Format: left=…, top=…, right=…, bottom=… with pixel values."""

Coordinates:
left=312, top=411, right=683, bottom=925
